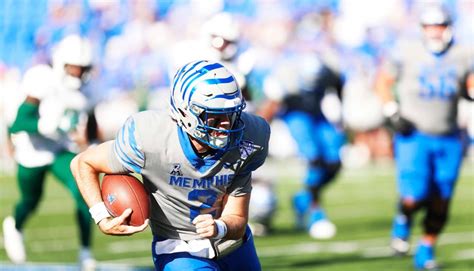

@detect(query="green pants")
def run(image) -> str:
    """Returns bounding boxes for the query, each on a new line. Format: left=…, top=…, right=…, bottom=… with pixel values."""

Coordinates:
left=14, top=151, right=92, bottom=247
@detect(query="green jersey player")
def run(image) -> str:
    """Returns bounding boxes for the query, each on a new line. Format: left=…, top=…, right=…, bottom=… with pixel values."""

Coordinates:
left=3, top=34, right=97, bottom=269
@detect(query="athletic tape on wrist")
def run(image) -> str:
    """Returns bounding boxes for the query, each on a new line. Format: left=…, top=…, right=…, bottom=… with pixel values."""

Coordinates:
left=89, top=202, right=111, bottom=224
left=214, top=219, right=228, bottom=240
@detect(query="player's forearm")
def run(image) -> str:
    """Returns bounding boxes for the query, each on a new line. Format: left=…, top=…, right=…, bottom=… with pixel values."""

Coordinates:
left=219, top=214, right=247, bottom=240
left=465, top=73, right=474, bottom=100
left=70, top=152, right=103, bottom=208
left=374, top=70, right=396, bottom=104
left=256, top=100, right=280, bottom=122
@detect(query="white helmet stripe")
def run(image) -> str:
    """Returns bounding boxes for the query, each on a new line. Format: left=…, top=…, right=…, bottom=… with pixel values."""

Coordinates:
left=179, top=63, right=223, bottom=100
left=188, top=76, right=237, bottom=103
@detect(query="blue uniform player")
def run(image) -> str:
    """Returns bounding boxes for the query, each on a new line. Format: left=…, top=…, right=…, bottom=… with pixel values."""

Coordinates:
left=259, top=52, right=345, bottom=239
left=71, top=60, right=270, bottom=270
left=377, top=5, right=474, bottom=270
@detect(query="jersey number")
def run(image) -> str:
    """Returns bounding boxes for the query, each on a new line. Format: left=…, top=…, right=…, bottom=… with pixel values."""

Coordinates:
left=188, top=189, right=218, bottom=222
left=418, top=67, right=457, bottom=100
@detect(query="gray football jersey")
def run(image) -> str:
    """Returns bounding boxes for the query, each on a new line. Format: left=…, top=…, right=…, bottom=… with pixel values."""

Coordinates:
left=107, top=110, right=270, bottom=241
left=390, top=40, right=473, bottom=134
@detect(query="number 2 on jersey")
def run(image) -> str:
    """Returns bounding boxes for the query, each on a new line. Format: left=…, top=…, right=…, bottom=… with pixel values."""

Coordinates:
left=188, top=189, right=218, bottom=222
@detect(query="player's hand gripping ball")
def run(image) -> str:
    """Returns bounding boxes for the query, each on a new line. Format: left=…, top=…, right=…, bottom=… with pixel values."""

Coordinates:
left=101, top=174, right=150, bottom=226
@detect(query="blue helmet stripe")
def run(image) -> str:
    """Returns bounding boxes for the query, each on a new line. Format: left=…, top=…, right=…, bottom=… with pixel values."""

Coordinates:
left=180, top=63, right=223, bottom=100
left=170, top=95, right=178, bottom=112
left=188, top=75, right=236, bottom=102
left=172, top=60, right=206, bottom=94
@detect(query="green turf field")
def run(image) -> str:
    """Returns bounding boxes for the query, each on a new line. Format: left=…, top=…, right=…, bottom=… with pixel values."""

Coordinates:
left=0, top=159, right=473, bottom=270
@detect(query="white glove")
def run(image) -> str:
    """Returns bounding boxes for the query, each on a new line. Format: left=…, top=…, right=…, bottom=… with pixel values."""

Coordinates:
left=60, top=89, right=88, bottom=111
left=37, top=100, right=65, bottom=139
left=321, top=91, right=342, bottom=124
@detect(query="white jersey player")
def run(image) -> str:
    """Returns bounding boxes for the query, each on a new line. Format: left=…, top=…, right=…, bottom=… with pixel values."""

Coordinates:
left=71, top=60, right=270, bottom=270
left=3, top=34, right=97, bottom=269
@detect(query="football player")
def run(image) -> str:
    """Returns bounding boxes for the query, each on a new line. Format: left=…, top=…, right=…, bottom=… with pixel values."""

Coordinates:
left=71, top=60, right=270, bottom=270
left=258, top=51, right=345, bottom=239
left=203, top=12, right=279, bottom=235
left=3, top=35, right=97, bottom=269
left=376, top=5, right=473, bottom=270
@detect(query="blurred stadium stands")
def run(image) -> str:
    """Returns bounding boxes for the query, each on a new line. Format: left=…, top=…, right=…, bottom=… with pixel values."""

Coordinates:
left=0, top=1, right=473, bottom=269
left=1, top=0, right=472, bottom=174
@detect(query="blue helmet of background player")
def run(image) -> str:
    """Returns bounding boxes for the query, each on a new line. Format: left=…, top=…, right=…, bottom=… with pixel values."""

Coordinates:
left=170, top=60, right=246, bottom=150
left=419, top=5, right=453, bottom=54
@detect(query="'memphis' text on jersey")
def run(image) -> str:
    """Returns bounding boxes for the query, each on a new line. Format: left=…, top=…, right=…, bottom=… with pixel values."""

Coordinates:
left=169, top=174, right=234, bottom=189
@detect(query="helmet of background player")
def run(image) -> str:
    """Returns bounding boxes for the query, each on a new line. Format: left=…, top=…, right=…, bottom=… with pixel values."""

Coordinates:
left=52, top=35, right=93, bottom=90
left=170, top=60, right=246, bottom=150
left=202, top=13, right=240, bottom=61
left=419, top=5, right=453, bottom=54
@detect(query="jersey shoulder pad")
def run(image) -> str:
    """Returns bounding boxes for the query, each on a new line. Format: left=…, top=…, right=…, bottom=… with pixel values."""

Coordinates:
left=130, top=110, right=175, bottom=150
left=241, top=112, right=270, bottom=146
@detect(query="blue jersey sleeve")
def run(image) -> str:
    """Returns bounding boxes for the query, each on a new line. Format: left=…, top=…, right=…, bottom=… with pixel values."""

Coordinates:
left=112, top=116, right=145, bottom=173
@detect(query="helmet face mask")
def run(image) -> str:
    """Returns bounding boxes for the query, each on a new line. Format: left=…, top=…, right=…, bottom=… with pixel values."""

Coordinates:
left=210, top=35, right=238, bottom=60
left=194, top=103, right=246, bottom=149
left=52, top=35, right=93, bottom=90
left=62, top=64, right=92, bottom=89
left=202, top=13, right=240, bottom=60
left=170, top=60, right=246, bottom=150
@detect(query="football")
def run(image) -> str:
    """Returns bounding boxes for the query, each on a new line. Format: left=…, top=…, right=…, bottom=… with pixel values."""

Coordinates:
left=101, top=174, right=150, bottom=226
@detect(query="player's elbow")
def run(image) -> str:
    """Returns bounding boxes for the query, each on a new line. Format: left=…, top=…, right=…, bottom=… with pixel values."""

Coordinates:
left=235, top=226, right=246, bottom=240
left=226, top=216, right=248, bottom=240
left=70, top=152, right=93, bottom=179
left=70, top=154, right=82, bottom=179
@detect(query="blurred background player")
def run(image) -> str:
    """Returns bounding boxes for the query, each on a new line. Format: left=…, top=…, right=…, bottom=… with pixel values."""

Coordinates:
left=170, top=12, right=251, bottom=103
left=2, top=34, right=98, bottom=269
left=376, top=4, right=473, bottom=270
left=259, top=45, right=345, bottom=239
left=169, top=12, right=278, bottom=236
left=203, top=12, right=278, bottom=236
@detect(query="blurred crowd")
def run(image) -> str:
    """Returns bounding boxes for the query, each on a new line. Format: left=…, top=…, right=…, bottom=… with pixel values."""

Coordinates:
left=1, top=0, right=473, bottom=173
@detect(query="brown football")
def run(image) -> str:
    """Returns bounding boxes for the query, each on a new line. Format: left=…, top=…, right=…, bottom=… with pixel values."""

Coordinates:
left=101, top=174, right=150, bottom=226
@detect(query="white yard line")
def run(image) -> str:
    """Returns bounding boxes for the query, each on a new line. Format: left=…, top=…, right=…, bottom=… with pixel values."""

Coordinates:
left=1, top=231, right=470, bottom=267
left=453, top=249, right=474, bottom=260
left=257, top=231, right=474, bottom=258
left=101, top=231, right=474, bottom=257
left=1, top=226, right=471, bottom=256
left=107, top=239, right=152, bottom=254
left=100, top=231, right=474, bottom=265
left=100, top=257, right=153, bottom=265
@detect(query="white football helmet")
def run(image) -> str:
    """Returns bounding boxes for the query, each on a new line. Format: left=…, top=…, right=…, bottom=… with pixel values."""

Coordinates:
left=170, top=60, right=246, bottom=150
left=52, top=34, right=93, bottom=90
left=202, top=12, right=240, bottom=60
left=419, top=5, right=453, bottom=54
